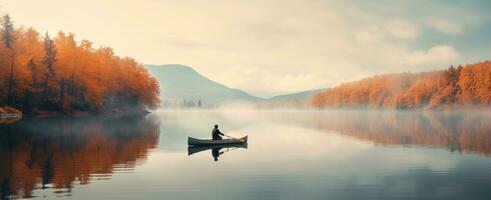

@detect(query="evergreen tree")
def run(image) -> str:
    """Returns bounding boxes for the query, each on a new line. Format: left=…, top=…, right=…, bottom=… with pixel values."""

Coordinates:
left=42, top=32, right=58, bottom=107
left=2, top=15, right=16, bottom=105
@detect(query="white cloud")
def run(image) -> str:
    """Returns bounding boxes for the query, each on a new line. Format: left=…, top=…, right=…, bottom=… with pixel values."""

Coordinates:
left=212, top=67, right=330, bottom=98
left=405, top=45, right=460, bottom=66
left=354, top=28, right=383, bottom=44
left=426, top=17, right=463, bottom=34
left=386, top=19, right=418, bottom=39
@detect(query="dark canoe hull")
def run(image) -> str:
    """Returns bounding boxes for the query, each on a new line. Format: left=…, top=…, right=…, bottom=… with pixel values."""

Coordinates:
left=0, top=113, right=22, bottom=124
left=188, top=143, right=248, bottom=156
left=188, top=136, right=248, bottom=146
left=0, top=114, right=19, bottom=118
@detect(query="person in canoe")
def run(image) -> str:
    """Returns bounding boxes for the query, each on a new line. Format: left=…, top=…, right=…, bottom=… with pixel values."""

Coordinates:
left=212, top=124, right=225, bottom=140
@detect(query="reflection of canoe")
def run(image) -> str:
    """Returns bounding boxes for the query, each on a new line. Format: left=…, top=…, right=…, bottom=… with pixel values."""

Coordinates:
left=0, top=111, right=22, bottom=124
left=0, top=113, right=19, bottom=118
left=188, top=143, right=248, bottom=155
left=188, top=136, right=248, bottom=146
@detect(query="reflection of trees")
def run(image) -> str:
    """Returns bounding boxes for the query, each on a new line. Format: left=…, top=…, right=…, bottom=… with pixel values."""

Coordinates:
left=0, top=115, right=160, bottom=198
left=308, top=111, right=491, bottom=155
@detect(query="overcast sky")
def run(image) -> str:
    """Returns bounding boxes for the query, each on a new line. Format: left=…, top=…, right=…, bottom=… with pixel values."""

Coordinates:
left=2, top=0, right=491, bottom=97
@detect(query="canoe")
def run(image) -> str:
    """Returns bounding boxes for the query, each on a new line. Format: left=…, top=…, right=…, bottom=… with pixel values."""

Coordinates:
left=0, top=113, right=19, bottom=118
left=188, top=135, right=248, bottom=146
left=188, top=143, right=248, bottom=155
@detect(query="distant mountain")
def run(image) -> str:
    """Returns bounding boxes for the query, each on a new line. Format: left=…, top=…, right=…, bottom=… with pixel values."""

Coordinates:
left=254, top=88, right=328, bottom=109
left=269, top=88, right=327, bottom=101
left=144, top=64, right=260, bottom=105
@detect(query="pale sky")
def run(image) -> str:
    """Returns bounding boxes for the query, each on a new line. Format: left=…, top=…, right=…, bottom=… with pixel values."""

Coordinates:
left=2, top=0, right=491, bottom=97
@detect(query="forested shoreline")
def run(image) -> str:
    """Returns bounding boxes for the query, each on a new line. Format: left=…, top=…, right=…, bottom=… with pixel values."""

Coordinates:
left=312, top=61, right=491, bottom=110
left=0, top=15, right=160, bottom=115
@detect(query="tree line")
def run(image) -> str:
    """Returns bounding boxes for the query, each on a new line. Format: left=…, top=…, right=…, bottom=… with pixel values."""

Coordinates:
left=0, top=15, right=160, bottom=114
left=312, top=61, right=491, bottom=109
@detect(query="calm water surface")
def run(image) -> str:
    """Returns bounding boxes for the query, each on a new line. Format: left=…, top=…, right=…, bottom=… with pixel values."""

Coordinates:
left=1, top=110, right=491, bottom=199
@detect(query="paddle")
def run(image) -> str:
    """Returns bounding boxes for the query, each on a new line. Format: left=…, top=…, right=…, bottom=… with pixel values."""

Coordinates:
left=221, top=147, right=240, bottom=153
left=223, top=133, right=245, bottom=142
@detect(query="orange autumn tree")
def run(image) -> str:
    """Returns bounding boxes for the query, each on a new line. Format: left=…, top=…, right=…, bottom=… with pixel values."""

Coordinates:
left=0, top=15, right=160, bottom=113
left=312, top=61, right=491, bottom=109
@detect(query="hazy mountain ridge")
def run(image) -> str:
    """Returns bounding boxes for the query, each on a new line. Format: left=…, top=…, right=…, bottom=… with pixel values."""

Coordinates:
left=269, top=88, right=327, bottom=101
left=144, top=64, right=260, bottom=105
left=145, top=64, right=331, bottom=108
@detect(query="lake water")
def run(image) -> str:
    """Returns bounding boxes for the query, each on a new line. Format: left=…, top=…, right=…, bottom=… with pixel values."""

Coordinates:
left=1, top=110, right=491, bottom=199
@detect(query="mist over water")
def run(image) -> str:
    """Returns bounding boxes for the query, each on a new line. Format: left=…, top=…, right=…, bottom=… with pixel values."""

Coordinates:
left=1, top=110, right=491, bottom=199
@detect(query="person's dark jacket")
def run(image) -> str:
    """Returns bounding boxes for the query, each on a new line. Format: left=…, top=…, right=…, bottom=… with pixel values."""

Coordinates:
left=212, top=128, right=224, bottom=140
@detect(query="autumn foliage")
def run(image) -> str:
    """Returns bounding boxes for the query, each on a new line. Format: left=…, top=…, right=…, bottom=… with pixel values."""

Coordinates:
left=0, top=15, right=160, bottom=113
left=312, top=61, right=491, bottom=109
